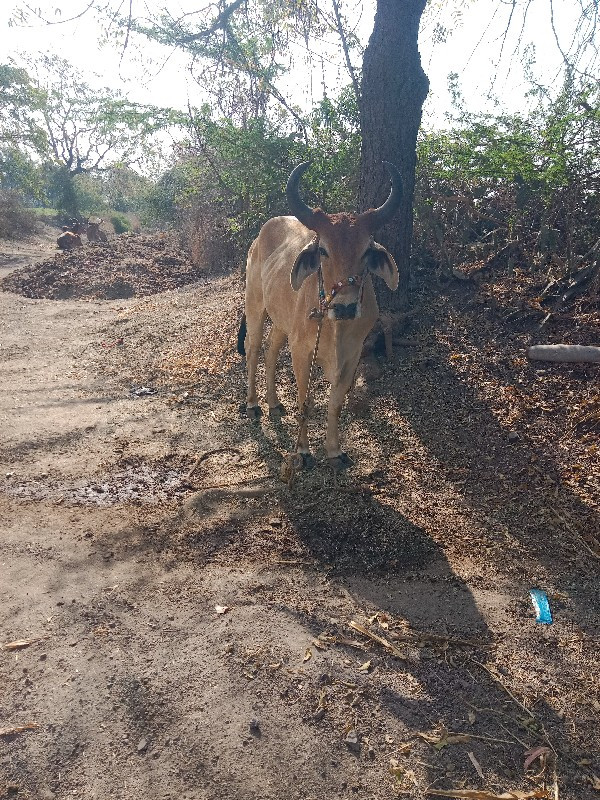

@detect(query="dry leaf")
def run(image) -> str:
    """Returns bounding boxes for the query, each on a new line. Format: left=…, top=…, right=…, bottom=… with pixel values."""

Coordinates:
left=418, top=727, right=472, bottom=750
left=426, top=790, right=551, bottom=799
left=303, top=648, right=312, bottom=662
left=468, top=751, right=485, bottom=779
left=524, top=746, right=551, bottom=771
left=1, top=639, right=39, bottom=651
left=589, top=774, right=600, bottom=791
left=214, top=605, right=230, bottom=615
left=0, top=723, right=39, bottom=736
left=404, top=768, right=418, bottom=785
left=312, top=638, right=327, bottom=651
left=357, top=660, right=372, bottom=672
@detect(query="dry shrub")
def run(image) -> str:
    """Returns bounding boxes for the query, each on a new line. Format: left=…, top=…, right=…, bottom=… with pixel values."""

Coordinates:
left=184, top=203, right=241, bottom=276
left=0, top=190, right=38, bottom=239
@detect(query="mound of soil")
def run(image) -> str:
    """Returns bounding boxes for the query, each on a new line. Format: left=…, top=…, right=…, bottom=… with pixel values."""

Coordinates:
left=1, top=232, right=204, bottom=300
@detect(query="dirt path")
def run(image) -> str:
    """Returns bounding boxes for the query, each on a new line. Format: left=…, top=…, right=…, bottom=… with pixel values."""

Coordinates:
left=1, top=232, right=598, bottom=800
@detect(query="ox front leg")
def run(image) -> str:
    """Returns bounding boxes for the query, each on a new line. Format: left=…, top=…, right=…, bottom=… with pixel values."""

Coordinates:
left=291, top=347, right=316, bottom=470
left=245, top=309, right=267, bottom=420
left=325, top=358, right=360, bottom=470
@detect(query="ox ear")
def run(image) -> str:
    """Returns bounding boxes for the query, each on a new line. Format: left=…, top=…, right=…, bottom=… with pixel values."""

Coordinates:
left=290, top=238, right=320, bottom=291
left=365, top=241, right=399, bottom=291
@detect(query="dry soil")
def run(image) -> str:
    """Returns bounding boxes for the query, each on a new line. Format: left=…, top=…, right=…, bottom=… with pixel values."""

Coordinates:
left=0, top=227, right=598, bottom=800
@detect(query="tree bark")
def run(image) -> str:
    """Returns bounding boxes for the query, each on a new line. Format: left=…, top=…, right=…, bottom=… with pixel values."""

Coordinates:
left=358, top=0, right=429, bottom=311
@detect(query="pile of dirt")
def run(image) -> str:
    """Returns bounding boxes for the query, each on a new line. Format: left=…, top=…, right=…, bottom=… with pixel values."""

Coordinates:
left=1, top=232, right=205, bottom=300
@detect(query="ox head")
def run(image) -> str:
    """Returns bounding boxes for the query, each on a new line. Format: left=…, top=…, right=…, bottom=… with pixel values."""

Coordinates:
left=286, top=161, right=402, bottom=318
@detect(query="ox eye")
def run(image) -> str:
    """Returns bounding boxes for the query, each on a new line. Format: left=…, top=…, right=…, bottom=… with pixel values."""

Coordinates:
left=319, top=246, right=329, bottom=257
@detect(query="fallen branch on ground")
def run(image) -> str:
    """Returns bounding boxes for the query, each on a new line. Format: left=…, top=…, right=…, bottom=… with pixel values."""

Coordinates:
left=187, top=447, right=243, bottom=478
left=527, top=345, right=600, bottom=364
left=348, top=620, right=407, bottom=660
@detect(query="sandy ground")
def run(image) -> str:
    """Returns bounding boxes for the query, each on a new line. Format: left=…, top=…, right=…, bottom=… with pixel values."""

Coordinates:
left=0, top=228, right=598, bottom=800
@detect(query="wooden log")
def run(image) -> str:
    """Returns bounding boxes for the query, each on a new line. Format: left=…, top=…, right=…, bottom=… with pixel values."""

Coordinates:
left=527, top=344, right=600, bottom=364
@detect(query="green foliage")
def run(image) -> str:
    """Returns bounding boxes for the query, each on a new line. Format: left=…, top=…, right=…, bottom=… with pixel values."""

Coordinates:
left=0, top=56, right=176, bottom=216
left=142, top=89, right=360, bottom=269
left=109, top=213, right=130, bottom=233
left=415, top=78, right=600, bottom=270
left=100, top=166, right=152, bottom=212
left=0, top=146, right=45, bottom=203
left=0, top=189, right=37, bottom=239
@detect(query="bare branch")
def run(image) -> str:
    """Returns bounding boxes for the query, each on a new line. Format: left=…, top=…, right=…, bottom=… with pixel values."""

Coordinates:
left=178, top=0, right=245, bottom=44
left=331, top=0, right=360, bottom=101
left=17, top=0, right=95, bottom=27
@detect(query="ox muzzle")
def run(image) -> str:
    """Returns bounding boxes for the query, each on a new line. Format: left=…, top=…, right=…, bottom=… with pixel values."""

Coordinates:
left=328, top=302, right=358, bottom=321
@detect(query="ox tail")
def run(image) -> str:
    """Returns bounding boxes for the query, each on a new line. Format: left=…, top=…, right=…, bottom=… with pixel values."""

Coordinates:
left=237, top=313, right=247, bottom=357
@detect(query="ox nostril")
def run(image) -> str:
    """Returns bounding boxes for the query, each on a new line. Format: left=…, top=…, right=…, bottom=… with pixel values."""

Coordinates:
left=331, top=303, right=358, bottom=320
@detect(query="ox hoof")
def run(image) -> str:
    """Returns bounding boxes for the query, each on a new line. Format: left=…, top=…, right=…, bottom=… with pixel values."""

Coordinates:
left=245, top=405, right=263, bottom=420
left=269, top=403, right=288, bottom=420
left=327, top=453, right=354, bottom=471
left=300, top=453, right=316, bottom=471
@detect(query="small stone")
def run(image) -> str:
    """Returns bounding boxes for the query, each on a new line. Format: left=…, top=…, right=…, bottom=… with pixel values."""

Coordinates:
left=249, top=719, right=261, bottom=735
left=268, top=518, right=283, bottom=528
left=344, top=729, right=360, bottom=753
left=137, top=737, right=148, bottom=753
left=507, top=430, right=520, bottom=442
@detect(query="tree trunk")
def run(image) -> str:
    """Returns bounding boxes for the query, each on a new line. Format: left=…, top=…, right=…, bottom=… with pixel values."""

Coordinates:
left=358, top=0, right=429, bottom=311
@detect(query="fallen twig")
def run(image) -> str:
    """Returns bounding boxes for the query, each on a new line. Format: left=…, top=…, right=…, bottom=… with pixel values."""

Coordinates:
left=0, top=723, right=39, bottom=736
left=187, top=447, right=243, bottom=479
left=397, top=629, right=493, bottom=650
left=348, top=620, right=407, bottom=660
left=425, top=789, right=550, bottom=799
left=470, top=659, right=535, bottom=718
left=1, top=638, right=42, bottom=651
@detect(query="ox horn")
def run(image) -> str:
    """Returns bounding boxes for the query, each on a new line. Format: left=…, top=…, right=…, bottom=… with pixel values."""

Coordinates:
left=365, top=161, right=403, bottom=231
left=286, top=162, right=316, bottom=228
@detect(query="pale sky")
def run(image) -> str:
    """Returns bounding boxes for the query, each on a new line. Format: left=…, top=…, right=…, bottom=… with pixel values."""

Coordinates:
left=0, top=0, right=586, bottom=127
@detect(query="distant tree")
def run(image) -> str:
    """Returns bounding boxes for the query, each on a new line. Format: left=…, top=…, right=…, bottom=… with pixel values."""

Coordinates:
left=0, top=55, right=175, bottom=215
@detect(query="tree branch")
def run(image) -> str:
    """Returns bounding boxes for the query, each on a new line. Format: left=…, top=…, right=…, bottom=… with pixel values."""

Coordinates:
left=178, top=0, right=245, bottom=43
left=331, top=0, right=361, bottom=101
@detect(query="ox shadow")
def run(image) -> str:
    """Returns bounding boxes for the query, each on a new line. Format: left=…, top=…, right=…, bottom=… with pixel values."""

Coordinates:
left=237, top=369, right=596, bottom=798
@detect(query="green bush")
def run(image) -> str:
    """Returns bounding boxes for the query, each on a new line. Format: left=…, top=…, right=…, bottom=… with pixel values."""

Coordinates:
left=109, top=213, right=130, bottom=234
left=0, top=190, right=38, bottom=239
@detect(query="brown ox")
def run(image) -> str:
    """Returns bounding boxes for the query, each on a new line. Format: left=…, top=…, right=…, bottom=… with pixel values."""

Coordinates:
left=57, top=229, right=83, bottom=250
left=241, top=161, right=402, bottom=470
left=87, top=218, right=107, bottom=242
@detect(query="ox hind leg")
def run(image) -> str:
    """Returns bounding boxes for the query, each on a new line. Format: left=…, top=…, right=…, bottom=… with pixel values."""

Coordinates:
left=265, top=325, right=287, bottom=418
left=245, top=308, right=267, bottom=419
